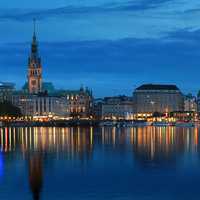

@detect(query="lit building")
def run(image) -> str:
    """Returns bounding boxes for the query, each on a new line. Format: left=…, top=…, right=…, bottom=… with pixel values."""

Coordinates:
left=92, top=98, right=104, bottom=120
left=60, top=87, right=93, bottom=118
left=184, top=94, right=197, bottom=112
left=101, top=96, right=133, bottom=120
left=28, top=20, right=42, bottom=94
left=196, top=91, right=200, bottom=114
left=0, top=82, right=15, bottom=102
left=169, top=111, right=196, bottom=121
left=12, top=93, right=69, bottom=117
left=133, top=84, right=184, bottom=114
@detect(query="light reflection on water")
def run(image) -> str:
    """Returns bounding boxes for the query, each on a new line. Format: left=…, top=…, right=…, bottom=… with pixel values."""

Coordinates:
left=0, top=126, right=199, bottom=200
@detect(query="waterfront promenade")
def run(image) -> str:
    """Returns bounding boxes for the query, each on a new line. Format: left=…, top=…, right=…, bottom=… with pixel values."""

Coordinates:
left=0, top=119, right=198, bottom=128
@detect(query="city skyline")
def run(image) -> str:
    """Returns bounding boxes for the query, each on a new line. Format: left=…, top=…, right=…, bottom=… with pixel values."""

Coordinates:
left=0, top=0, right=200, bottom=97
left=1, top=2, right=200, bottom=200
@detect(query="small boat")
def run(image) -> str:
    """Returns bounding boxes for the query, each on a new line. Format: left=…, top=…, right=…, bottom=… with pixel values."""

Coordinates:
left=113, top=121, right=152, bottom=128
left=194, top=122, right=200, bottom=127
left=119, top=122, right=134, bottom=127
left=132, top=121, right=152, bottom=127
left=99, top=121, right=116, bottom=127
left=152, top=121, right=170, bottom=127
left=175, top=121, right=194, bottom=127
left=0, top=121, right=3, bottom=127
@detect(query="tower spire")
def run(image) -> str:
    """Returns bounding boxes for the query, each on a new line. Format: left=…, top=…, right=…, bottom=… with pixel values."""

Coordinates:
left=31, top=18, right=38, bottom=55
left=33, top=18, right=36, bottom=40
left=28, top=18, right=43, bottom=94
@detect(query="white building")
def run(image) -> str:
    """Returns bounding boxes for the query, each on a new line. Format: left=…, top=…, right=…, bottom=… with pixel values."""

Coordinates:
left=184, top=95, right=197, bottom=112
left=133, top=84, right=184, bottom=114
left=56, top=87, right=93, bottom=118
left=12, top=94, right=69, bottom=117
left=0, top=82, right=15, bottom=102
left=101, top=96, right=133, bottom=120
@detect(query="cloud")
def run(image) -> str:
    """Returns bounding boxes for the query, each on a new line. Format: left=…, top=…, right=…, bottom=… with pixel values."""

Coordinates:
left=0, top=0, right=171, bottom=9
left=0, top=0, right=199, bottom=42
left=1, top=30, right=200, bottom=96
left=0, top=1, right=172, bottom=21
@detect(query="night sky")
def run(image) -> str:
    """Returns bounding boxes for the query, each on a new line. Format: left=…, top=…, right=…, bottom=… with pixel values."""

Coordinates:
left=0, top=0, right=200, bottom=97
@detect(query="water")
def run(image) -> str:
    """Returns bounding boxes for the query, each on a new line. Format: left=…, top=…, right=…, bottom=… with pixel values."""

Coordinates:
left=0, top=126, right=199, bottom=200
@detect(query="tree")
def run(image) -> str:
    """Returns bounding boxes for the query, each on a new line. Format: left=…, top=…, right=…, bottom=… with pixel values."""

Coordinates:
left=152, top=112, right=164, bottom=122
left=153, top=112, right=163, bottom=118
left=0, top=101, right=22, bottom=117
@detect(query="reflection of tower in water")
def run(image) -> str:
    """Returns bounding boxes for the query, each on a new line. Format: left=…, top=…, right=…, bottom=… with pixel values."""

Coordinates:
left=0, top=127, right=94, bottom=160
left=0, top=126, right=200, bottom=200
left=29, top=154, right=43, bottom=200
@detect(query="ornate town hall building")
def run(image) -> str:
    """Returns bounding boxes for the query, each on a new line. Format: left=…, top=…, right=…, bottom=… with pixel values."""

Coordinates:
left=28, top=21, right=42, bottom=94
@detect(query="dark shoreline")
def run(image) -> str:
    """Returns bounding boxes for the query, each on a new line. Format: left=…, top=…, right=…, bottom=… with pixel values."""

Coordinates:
left=1, top=120, right=100, bottom=127
left=0, top=120, right=196, bottom=128
left=0, top=119, right=143, bottom=127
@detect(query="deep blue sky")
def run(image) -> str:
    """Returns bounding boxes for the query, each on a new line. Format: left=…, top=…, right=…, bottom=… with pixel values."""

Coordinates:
left=0, top=0, right=200, bottom=97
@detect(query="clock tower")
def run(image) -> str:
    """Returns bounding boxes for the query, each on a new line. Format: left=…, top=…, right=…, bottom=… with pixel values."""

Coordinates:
left=28, top=20, right=42, bottom=94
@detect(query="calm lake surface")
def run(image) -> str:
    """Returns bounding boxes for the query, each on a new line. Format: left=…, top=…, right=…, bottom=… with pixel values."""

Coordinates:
left=0, top=126, right=200, bottom=200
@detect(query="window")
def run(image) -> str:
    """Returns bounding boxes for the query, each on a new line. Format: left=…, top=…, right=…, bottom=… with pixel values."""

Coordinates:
left=31, top=80, right=36, bottom=85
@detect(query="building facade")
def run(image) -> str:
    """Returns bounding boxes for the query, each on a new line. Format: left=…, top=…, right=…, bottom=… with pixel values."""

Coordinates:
left=12, top=94, right=69, bottom=117
left=92, top=98, right=104, bottom=120
left=197, top=91, right=200, bottom=113
left=66, top=88, right=93, bottom=118
left=101, top=96, right=133, bottom=120
left=28, top=22, right=42, bottom=94
left=0, top=82, right=15, bottom=102
left=133, top=84, right=184, bottom=114
left=56, top=87, right=93, bottom=118
left=184, top=94, right=197, bottom=112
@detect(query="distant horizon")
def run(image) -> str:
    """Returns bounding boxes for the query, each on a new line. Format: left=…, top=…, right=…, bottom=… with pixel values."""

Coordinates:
left=8, top=78, right=199, bottom=98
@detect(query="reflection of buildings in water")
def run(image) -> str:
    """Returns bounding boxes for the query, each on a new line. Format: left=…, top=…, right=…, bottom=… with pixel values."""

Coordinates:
left=2, top=126, right=200, bottom=199
left=131, top=127, right=199, bottom=166
left=0, top=127, right=94, bottom=161
left=100, top=127, right=130, bottom=150
left=0, top=127, right=95, bottom=199
left=69, top=127, right=94, bottom=162
left=29, top=154, right=43, bottom=200
left=97, top=126, right=200, bottom=166
left=0, top=126, right=199, bottom=166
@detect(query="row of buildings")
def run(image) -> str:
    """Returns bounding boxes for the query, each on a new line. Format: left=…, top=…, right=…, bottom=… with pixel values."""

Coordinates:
left=0, top=84, right=93, bottom=119
left=0, top=24, right=199, bottom=120
left=1, top=81, right=199, bottom=120
left=93, top=86, right=199, bottom=120
left=0, top=24, right=93, bottom=119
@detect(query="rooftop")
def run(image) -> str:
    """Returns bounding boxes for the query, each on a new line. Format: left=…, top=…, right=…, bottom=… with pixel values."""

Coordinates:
left=104, top=96, right=132, bottom=101
left=0, top=82, right=15, bottom=88
left=135, top=84, right=180, bottom=91
left=103, top=96, right=133, bottom=104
